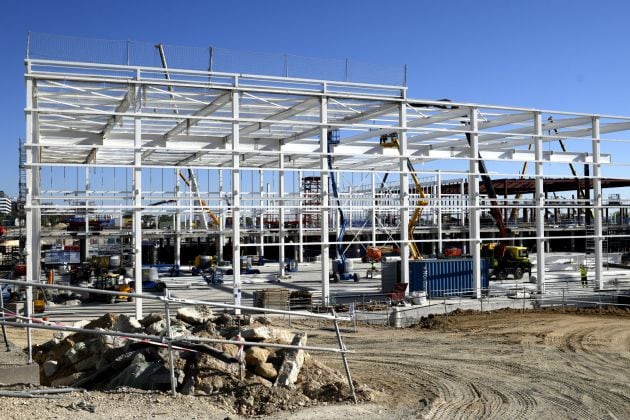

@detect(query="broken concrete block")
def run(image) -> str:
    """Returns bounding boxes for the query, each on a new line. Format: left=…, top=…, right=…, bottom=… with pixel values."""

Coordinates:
left=255, top=362, right=278, bottom=380
left=64, top=341, right=87, bottom=364
left=106, top=356, right=169, bottom=391
left=42, top=360, right=58, bottom=377
left=115, top=314, right=143, bottom=333
left=140, top=313, right=164, bottom=327
left=239, top=327, right=294, bottom=344
left=196, top=353, right=239, bottom=376
left=74, top=354, right=100, bottom=372
left=195, top=374, right=225, bottom=394
left=145, top=319, right=168, bottom=336
left=177, top=306, right=214, bottom=325
left=51, top=372, right=83, bottom=387
left=245, top=347, right=270, bottom=367
left=274, top=332, right=307, bottom=388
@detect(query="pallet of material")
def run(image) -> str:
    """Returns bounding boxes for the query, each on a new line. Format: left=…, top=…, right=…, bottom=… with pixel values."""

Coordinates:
left=253, top=288, right=290, bottom=310
left=289, top=290, right=312, bottom=310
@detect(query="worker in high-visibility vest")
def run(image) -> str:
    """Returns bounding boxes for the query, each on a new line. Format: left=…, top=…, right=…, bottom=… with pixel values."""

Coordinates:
left=579, top=264, right=588, bottom=288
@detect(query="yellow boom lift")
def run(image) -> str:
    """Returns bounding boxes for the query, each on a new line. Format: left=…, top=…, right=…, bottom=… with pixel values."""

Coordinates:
left=380, top=132, right=428, bottom=259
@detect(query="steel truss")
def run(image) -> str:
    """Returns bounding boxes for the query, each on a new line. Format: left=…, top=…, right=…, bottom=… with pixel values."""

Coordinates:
left=25, top=56, right=630, bottom=313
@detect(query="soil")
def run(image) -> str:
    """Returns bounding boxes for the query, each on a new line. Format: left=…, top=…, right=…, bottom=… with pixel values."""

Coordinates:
left=1, top=307, right=629, bottom=419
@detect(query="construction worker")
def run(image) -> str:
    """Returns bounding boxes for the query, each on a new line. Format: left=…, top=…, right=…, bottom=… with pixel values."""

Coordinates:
left=579, top=264, right=588, bottom=288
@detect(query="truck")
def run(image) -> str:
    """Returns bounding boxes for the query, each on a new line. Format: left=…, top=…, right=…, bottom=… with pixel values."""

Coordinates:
left=480, top=243, right=531, bottom=280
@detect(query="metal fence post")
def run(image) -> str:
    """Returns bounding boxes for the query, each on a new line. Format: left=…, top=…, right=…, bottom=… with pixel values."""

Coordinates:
left=163, top=290, right=177, bottom=396
left=332, top=310, right=357, bottom=403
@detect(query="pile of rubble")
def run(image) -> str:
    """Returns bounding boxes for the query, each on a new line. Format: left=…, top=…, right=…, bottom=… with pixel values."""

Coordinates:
left=33, top=307, right=365, bottom=415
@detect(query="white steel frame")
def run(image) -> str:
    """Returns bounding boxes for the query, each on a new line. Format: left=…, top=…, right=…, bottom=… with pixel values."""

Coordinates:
left=26, top=57, right=630, bottom=314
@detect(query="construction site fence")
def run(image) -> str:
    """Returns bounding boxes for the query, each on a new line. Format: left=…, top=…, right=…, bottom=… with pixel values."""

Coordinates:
left=27, top=32, right=406, bottom=86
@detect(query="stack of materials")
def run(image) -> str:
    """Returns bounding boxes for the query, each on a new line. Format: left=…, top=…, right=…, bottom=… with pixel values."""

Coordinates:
left=288, top=290, right=312, bottom=310
left=253, top=288, right=290, bottom=310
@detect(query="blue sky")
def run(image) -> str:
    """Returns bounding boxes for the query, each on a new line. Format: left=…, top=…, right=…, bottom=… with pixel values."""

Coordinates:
left=1, top=0, right=629, bottom=197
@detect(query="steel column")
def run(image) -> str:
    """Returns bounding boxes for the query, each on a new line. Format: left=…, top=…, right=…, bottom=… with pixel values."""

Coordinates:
left=399, top=103, right=410, bottom=286
left=371, top=172, right=376, bottom=247
left=592, top=117, right=603, bottom=289
left=298, top=170, right=304, bottom=263
left=468, top=108, right=482, bottom=298
left=133, top=86, right=143, bottom=319
left=231, top=90, right=242, bottom=314
left=534, top=112, right=546, bottom=293
left=320, top=97, right=330, bottom=305
left=279, top=151, right=286, bottom=276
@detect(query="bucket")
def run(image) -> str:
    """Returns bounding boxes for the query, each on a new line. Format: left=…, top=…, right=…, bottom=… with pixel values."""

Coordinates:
left=411, top=291, right=426, bottom=305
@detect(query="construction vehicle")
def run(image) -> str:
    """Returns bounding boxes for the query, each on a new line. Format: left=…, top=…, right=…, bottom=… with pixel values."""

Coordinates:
left=464, top=130, right=532, bottom=280
left=442, top=247, right=463, bottom=258
left=379, top=132, right=428, bottom=260
left=361, top=245, right=400, bottom=263
left=89, top=274, right=133, bottom=303
left=328, top=130, right=359, bottom=283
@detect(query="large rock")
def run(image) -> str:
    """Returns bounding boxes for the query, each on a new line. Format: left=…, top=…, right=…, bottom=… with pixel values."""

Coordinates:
left=100, top=330, right=128, bottom=350
left=195, top=374, right=225, bottom=394
left=115, top=314, right=143, bottom=333
left=245, top=347, right=269, bottom=367
left=73, top=354, right=100, bottom=372
left=51, top=372, right=83, bottom=387
left=239, top=327, right=294, bottom=344
left=106, top=353, right=169, bottom=390
left=145, top=319, right=168, bottom=336
left=84, top=313, right=118, bottom=330
left=139, top=313, right=164, bottom=327
left=255, top=362, right=278, bottom=380
left=274, top=332, right=307, bottom=388
left=177, top=306, right=214, bottom=325
left=64, top=341, right=87, bottom=364
left=196, top=353, right=239, bottom=376
left=42, top=360, right=58, bottom=377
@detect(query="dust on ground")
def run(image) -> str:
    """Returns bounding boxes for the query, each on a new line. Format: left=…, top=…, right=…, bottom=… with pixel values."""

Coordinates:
left=1, top=307, right=629, bottom=419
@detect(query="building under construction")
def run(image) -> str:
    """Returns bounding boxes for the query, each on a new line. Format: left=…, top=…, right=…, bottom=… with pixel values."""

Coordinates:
left=21, top=34, right=630, bottom=316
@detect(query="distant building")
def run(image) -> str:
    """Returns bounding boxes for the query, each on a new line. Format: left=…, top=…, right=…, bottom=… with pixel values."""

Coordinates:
left=0, top=191, right=12, bottom=215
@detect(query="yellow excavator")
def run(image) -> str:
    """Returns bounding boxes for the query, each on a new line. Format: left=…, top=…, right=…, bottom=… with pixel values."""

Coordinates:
left=380, top=132, right=428, bottom=260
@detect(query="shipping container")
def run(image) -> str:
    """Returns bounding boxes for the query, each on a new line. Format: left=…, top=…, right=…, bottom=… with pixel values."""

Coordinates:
left=409, top=258, right=490, bottom=297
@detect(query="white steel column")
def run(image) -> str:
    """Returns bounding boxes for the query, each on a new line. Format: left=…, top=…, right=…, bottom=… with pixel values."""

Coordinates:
left=298, top=170, right=304, bottom=263
left=231, top=90, right=242, bottom=314
left=133, top=81, right=143, bottom=319
left=218, top=169, right=224, bottom=262
left=175, top=169, right=181, bottom=267
left=399, top=103, right=410, bottom=286
left=534, top=112, right=546, bottom=293
left=592, top=117, right=603, bottom=289
left=84, top=167, right=90, bottom=257
left=468, top=108, right=482, bottom=299
left=371, top=172, right=376, bottom=247
left=259, top=169, right=265, bottom=258
left=25, top=69, right=40, bottom=363
left=279, top=151, right=286, bottom=276
left=437, top=171, right=443, bottom=254
left=320, top=97, right=330, bottom=305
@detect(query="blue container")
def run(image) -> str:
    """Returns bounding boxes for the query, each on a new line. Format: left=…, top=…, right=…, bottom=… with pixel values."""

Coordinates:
left=409, top=258, right=489, bottom=297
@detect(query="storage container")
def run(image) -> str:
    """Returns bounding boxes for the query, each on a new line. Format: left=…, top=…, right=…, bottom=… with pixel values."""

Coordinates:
left=409, top=258, right=489, bottom=297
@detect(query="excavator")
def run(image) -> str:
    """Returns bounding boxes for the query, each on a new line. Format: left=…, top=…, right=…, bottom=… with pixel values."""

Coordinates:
left=327, top=130, right=359, bottom=282
left=379, top=132, right=428, bottom=260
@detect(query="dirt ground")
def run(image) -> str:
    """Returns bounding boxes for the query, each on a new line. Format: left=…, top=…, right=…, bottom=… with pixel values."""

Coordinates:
left=1, top=307, right=629, bottom=419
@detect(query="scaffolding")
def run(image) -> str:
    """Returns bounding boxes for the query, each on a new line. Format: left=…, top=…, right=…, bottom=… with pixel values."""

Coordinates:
left=23, top=35, right=630, bottom=317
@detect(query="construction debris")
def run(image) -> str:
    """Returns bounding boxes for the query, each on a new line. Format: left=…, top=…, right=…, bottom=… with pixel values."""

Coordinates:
left=32, top=312, right=364, bottom=416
